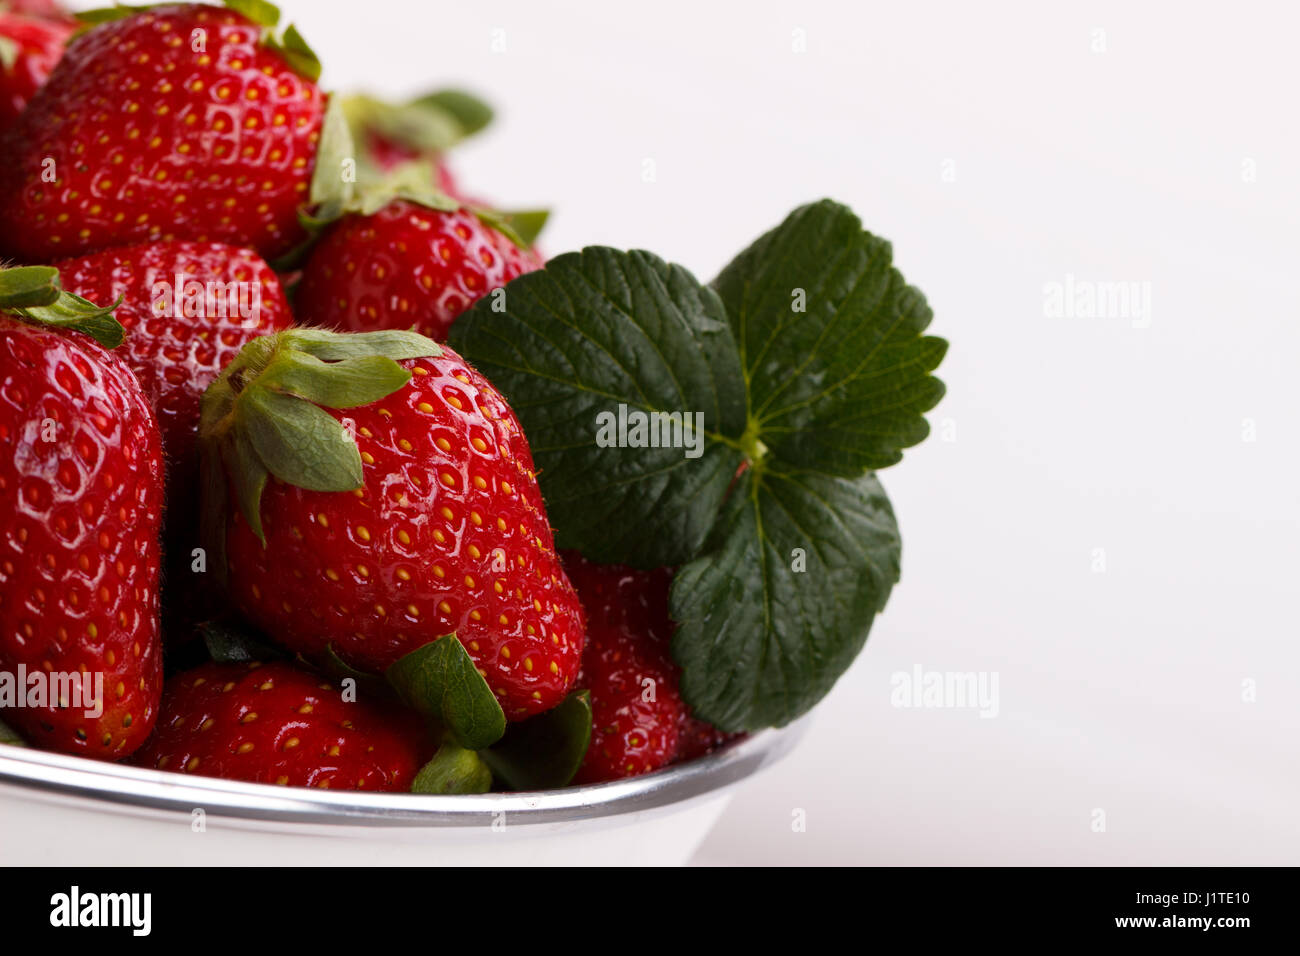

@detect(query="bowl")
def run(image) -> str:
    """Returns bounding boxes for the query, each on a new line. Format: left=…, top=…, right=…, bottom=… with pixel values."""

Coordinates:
left=0, top=717, right=808, bottom=865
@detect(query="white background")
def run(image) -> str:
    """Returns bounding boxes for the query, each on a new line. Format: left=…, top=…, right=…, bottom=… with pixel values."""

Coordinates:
left=102, top=0, right=1300, bottom=863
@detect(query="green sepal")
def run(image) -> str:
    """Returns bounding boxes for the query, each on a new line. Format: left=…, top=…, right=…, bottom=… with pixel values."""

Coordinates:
left=475, top=207, right=549, bottom=250
left=0, top=266, right=61, bottom=309
left=222, top=428, right=269, bottom=542
left=309, top=94, right=356, bottom=209
left=385, top=634, right=507, bottom=751
left=266, top=23, right=320, bottom=85
left=412, top=89, right=494, bottom=138
left=258, top=350, right=412, bottom=409
left=282, top=328, right=441, bottom=362
left=197, top=328, right=439, bottom=543
left=0, top=265, right=125, bottom=348
left=224, top=0, right=281, bottom=29
left=411, top=742, right=493, bottom=794
left=239, top=384, right=363, bottom=492
left=74, top=6, right=146, bottom=27
left=0, top=717, right=26, bottom=747
left=480, top=691, right=591, bottom=791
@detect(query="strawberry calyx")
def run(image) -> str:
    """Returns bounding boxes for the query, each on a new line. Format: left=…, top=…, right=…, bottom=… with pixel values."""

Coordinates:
left=75, top=0, right=321, bottom=81
left=410, top=741, right=492, bottom=794
left=198, top=327, right=440, bottom=547
left=341, top=88, right=494, bottom=162
left=0, top=263, right=124, bottom=347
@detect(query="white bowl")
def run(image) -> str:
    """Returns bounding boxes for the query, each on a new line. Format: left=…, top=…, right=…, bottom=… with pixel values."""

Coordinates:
left=0, top=718, right=807, bottom=866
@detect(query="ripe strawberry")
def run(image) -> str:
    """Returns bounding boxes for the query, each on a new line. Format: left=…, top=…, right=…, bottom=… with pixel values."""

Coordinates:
left=199, top=329, right=586, bottom=720
left=0, top=10, right=73, bottom=135
left=0, top=2, right=326, bottom=263
left=131, top=660, right=432, bottom=790
left=0, top=266, right=163, bottom=758
left=54, top=241, right=293, bottom=488
left=4, top=1, right=73, bottom=22
left=294, top=201, right=543, bottom=343
left=53, top=241, right=293, bottom=635
left=563, top=552, right=733, bottom=783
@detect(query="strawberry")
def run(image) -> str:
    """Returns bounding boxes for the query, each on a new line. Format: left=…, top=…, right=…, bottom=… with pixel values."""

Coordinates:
left=54, top=241, right=293, bottom=490
left=3, top=1, right=73, bottom=22
left=131, top=660, right=432, bottom=790
left=563, top=552, right=733, bottom=783
left=0, top=10, right=73, bottom=135
left=0, top=1, right=326, bottom=263
left=0, top=265, right=163, bottom=758
left=53, top=240, right=294, bottom=636
left=198, top=329, right=586, bottom=720
left=294, top=200, right=543, bottom=343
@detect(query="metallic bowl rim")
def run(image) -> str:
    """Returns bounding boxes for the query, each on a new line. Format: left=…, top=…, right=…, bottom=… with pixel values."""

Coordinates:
left=0, top=717, right=808, bottom=828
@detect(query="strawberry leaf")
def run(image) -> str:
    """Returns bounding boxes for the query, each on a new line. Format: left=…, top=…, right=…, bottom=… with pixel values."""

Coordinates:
left=386, top=634, right=507, bottom=751
left=200, top=619, right=284, bottom=663
left=412, top=89, right=494, bottom=138
left=411, top=742, right=493, bottom=794
left=266, top=23, right=321, bottom=84
left=480, top=690, right=592, bottom=791
left=223, top=0, right=281, bottom=28
left=712, top=199, right=947, bottom=474
left=448, top=247, right=749, bottom=567
left=671, top=467, right=901, bottom=730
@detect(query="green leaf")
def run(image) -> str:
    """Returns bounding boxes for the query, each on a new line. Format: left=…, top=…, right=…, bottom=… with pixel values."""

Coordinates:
left=238, top=384, right=363, bottom=492
left=671, top=466, right=901, bottom=731
left=266, top=23, right=321, bottom=83
left=258, top=350, right=412, bottom=409
left=74, top=6, right=143, bottom=27
left=480, top=691, right=591, bottom=791
left=224, top=0, right=281, bottom=28
left=0, top=717, right=26, bottom=747
left=386, top=634, right=506, bottom=751
left=711, top=199, right=947, bottom=474
left=200, top=619, right=283, bottom=663
left=448, top=247, right=749, bottom=568
left=411, top=742, right=493, bottom=794
left=0, top=266, right=61, bottom=309
left=413, top=89, right=494, bottom=138
left=309, top=95, right=356, bottom=209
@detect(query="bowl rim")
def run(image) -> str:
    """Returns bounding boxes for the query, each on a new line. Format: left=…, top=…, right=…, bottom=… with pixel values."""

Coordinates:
left=0, top=717, right=807, bottom=828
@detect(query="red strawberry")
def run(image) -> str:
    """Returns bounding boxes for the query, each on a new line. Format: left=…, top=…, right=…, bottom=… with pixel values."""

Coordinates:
left=0, top=10, right=73, bottom=134
left=564, top=554, right=684, bottom=783
left=4, top=1, right=73, bottom=22
left=199, top=329, right=586, bottom=720
left=131, top=660, right=432, bottom=790
left=0, top=266, right=163, bottom=757
left=53, top=241, right=294, bottom=635
left=563, top=552, right=733, bottom=783
left=294, top=200, right=543, bottom=343
left=54, top=241, right=293, bottom=488
left=0, top=2, right=326, bottom=263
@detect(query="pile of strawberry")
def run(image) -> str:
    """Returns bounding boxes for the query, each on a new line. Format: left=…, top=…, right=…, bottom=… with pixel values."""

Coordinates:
left=0, top=1, right=946, bottom=794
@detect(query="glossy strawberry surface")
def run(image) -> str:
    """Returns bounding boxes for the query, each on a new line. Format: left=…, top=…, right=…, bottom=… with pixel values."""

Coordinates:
left=223, top=345, right=585, bottom=720
left=132, top=660, right=431, bottom=790
left=0, top=11, right=73, bottom=134
left=0, top=316, right=163, bottom=757
left=55, top=241, right=293, bottom=481
left=294, top=201, right=543, bottom=343
left=564, top=554, right=686, bottom=783
left=0, top=4, right=325, bottom=262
